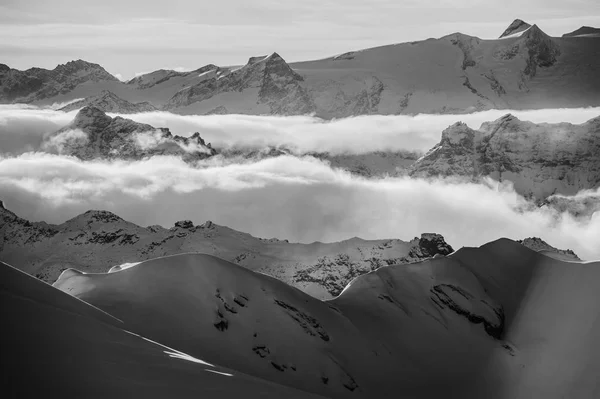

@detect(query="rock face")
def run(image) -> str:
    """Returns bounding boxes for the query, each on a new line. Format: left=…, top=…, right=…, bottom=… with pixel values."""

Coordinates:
left=59, top=90, right=157, bottom=113
left=0, top=60, right=118, bottom=103
left=164, top=52, right=315, bottom=115
left=517, top=237, right=580, bottom=261
left=0, top=204, right=453, bottom=299
left=43, top=106, right=216, bottom=161
left=499, top=19, right=532, bottom=38
left=411, top=114, right=600, bottom=199
left=562, top=26, right=600, bottom=38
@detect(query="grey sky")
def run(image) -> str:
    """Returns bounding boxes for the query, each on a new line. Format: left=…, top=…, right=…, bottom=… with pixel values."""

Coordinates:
left=1, top=0, right=599, bottom=80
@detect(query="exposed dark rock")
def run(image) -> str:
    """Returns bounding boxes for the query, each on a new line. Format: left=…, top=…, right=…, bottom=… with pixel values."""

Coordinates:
left=430, top=284, right=504, bottom=339
left=499, top=19, right=532, bottom=39
left=174, top=220, right=194, bottom=229
left=274, top=299, right=330, bottom=341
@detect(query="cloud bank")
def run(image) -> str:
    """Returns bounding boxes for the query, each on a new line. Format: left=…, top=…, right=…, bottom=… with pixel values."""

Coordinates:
left=2, top=104, right=599, bottom=156
left=1, top=153, right=598, bottom=260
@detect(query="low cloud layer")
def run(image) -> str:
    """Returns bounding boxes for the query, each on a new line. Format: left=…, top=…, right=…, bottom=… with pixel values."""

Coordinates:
left=2, top=105, right=599, bottom=156
left=1, top=153, right=598, bottom=260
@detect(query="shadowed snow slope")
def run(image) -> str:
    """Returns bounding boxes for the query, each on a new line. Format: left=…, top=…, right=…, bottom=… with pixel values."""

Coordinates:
left=53, top=241, right=600, bottom=398
left=1, top=261, right=324, bottom=398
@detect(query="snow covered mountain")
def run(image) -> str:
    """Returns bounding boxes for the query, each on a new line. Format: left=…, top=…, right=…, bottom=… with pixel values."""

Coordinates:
left=562, top=26, right=600, bottom=38
left=164, top=53, right=315, bottom=115
left=410, top=114, right=600, bottom=199
left=0, top=60, right=119, bottom=103
left=2, top=20, right=599, bottom=115
left=58, top=90, right=157, bottom=113
left=43, top=106, right=216, bottom=161
left=46, top=239, right=600, bottom=398
left=0, top=203, right=454, bottom=299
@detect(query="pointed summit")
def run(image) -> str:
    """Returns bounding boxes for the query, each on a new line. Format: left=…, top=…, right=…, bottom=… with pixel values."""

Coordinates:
left=499, top=19, right=532, bottom=38
left=72, top=106, right=113, bottom=130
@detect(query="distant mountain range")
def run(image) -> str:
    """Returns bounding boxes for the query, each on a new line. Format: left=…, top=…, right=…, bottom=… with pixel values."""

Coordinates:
left=0, top=201, right=455, bottom=298
left=0, top=201, right=578, bottom=300
left=2, top=20, right=599, bottom=117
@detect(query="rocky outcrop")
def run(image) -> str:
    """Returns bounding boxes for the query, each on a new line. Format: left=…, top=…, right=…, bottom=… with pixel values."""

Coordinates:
left=411, top=114, right=600, bottom=199
left=58, top=90, right=156, bottom=113
left=0, top=60, right=118, bottom=103
left=292, top=234, right=455, bottom=297
left=499, top=19, right=532, bottom=38
left=517, top=237, right=580, bottom=261
left=43, top=106, right=217, bottom=162
left=164, top=53, right=315, bottom=115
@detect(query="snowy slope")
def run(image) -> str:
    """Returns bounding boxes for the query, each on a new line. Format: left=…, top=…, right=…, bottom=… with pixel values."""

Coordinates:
left=410, top=113, right=600, bottom=199
left=52, top=239, right=600, bottom=398
left=0, top=204, right=453, bottom=299
left=2, top=261, right=324, bottom=398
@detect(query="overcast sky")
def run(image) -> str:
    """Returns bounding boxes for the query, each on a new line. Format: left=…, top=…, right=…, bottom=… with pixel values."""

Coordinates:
left=1, top=0, right=599, bottom=80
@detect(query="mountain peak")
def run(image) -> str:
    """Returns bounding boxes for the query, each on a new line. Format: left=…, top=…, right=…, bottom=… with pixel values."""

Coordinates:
left=499, top=19, right=532, bottom=38
left=54, top=59, right=118, bottom=81
left=73, top=106, right=113, bottom=130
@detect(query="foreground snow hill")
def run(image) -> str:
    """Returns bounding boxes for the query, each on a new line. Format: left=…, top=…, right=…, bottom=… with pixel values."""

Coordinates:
left=411, top=113, right=600, bottom=199
left=51, top=241, right=600, bottom=398
left=1, top=20, right=599, bottom=116
left=44, top=106, right=217, bottom=161
left=1, top=261, right=325, bottom=398
left=0, top=202, right=453, bottom=299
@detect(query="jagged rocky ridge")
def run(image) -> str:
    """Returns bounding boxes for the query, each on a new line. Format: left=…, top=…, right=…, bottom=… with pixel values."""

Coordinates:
left=43, top=106, right=216, bottom=162
left=164, top=52, right=315, bottom=115
left=410, top=113, right=600, bottom=199
left=0, top=203, right=454, bottom=299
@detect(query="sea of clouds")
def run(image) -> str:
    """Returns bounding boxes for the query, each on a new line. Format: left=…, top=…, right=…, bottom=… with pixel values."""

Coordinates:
left=1, top=105, right=599, bottom=260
